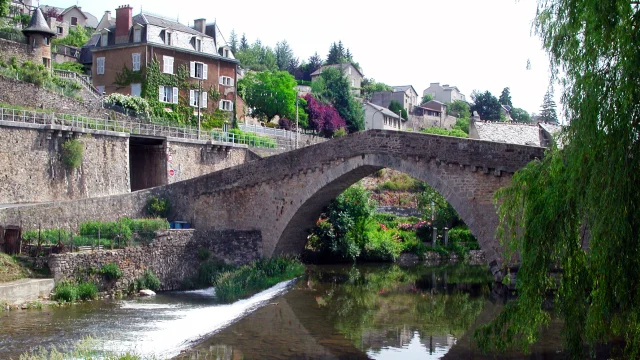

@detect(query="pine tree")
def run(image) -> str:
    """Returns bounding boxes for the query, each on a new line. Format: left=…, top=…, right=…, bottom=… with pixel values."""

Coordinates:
left=326, top=42, right=341, bottom=65
left=345, top=48, right=352, bottom=61
left=229, top=30, right=238, bottom=53
left=240, top=33, right=249, bottom=51
left=539, top=89, right=558, bottom=124
left=308, top=52, right=323, bottom=72
left=275, top=40, right=294, bottom=71
left=499, top=87, right=513, bottom=109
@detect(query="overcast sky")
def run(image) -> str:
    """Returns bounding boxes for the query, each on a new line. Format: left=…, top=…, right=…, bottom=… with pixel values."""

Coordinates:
left=45, top=0, right=559, bottom=116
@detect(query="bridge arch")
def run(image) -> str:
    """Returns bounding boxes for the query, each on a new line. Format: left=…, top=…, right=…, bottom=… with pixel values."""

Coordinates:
left=270, top=152, right=511, bottom=271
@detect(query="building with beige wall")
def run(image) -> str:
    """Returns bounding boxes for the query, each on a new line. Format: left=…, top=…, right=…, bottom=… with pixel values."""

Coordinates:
left=363, top=102, right=406, bottom=131
left=422, top=82, right=466, bottom=104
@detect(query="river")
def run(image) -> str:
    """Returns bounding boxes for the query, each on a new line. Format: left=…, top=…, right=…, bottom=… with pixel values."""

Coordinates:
left=0, top=263, right=610, bottom=359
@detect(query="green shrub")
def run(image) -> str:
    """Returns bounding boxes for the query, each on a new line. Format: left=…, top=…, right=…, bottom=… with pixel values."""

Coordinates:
left=146, top=196, right=171, bottom=218
left=77, top=282, right=98, bottom=300
left=104, top=93, right=152, bottom=115
left=61, top=139, right=84, bottom=169
left=53, top=61, right=85, bottom=74
left=377, top=173, right=425, bottom=192
left=195, top=259, right=233, bottom=288
left=421, top=127, right=468, bottom=138
left=100, top=263, right=123, bottom=280
left=333, top=127, right=347, bottom=137
left=53, top=281, right=77, bottom=302
left=135, top=269, right=161, bottom=291
left=448, top=228, right=477, bottom=244
left=361, top=229, right=403, bottom=261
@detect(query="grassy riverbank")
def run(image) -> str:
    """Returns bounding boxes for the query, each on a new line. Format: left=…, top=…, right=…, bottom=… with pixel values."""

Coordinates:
left=188, top=256, right=306, bottom=303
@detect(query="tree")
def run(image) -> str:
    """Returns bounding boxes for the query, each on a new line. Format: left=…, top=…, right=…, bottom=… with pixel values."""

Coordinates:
left=237, top=70, right=298, bottom=121
left=510, top=107, right=531, bottom=123
left=499, top=87, right=513, bottom=109
left=0, top=0, right=8, bottom=18
left=308, top=52, right=323, bottom=73
left=421, top=93, right=434, bottom=105
left=317, top=67, right=364, bottom=132
left=470, top=90, right=502, bottom=121
left=229, top=30, right=238, bottom=53
left=239, top=33, right=249, bottom=50
left=448, top=100, right=470, bottom=119
left=388, top=100, right=408, bottom=120
left=326, top=41, right=348, bottom=65
left=275, top=40, right=294, bottom=72
left=539, top=89, right=558, bottom=124
left=361, top=78, right=392, bottom=100
left=52, top=26, right=90, bottom=48
left=303, top=94, right=346, bottom=136
left=42, top=7, right=60, bottom=21
left=475, top=1, right=640, bottom=358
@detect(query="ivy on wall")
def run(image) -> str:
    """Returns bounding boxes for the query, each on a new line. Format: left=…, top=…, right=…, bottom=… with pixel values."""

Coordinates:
left=113, top=56, right=228, bottom=128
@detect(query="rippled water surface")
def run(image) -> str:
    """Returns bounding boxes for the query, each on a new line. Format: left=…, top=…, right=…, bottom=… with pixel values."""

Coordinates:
left=0, top=264, right=614, bottom=359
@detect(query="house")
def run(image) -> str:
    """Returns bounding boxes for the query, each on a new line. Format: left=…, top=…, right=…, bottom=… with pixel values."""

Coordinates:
left=501, top=105, right=512, bottom=121
left=412, top=100, right=457, bottom=129
left=96, top=11, right=115, bottom=31
left=40, top=5, right=98, bottom=28
left=370, top=85, right=419, bottom=114
left=422, top=82, right=466, bottom=103
left=469, top=116, right=563, bottom=147
left=91, top=6, right=239, bottom=115
left=310, top=63, right=363, bottom=96
left=10, top=0, right=32, bottom=15
left=363, top=102, right=406, bottom=131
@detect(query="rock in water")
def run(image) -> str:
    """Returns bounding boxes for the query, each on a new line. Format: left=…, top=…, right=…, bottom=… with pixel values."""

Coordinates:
left=139, top=289, right=156, bottom=296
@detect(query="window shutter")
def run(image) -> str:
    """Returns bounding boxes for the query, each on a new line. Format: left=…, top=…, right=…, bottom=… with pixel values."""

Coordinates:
left=159, top=86, right=164, bottom=102
left=203, top=64, right=208, bottom=80
left=190, top=62, right=195, bottom=78
left=173, top=87, right=178, bottom=104
left=168, top=57, right=173, bottom=74
left=201, top=91, right=208, bottom=108
left=230, top=78, right=235, bottom=86
left=219, top=100, right=223, bottom=110
left=189, top=90, right=194, bottom=106
left=219, top=76, right=223, bottom=85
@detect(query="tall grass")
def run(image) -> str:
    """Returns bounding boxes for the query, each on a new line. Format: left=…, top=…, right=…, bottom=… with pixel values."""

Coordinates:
left=18, top=336, right=146, bottom=360
left=53, top=281, right=98, bottom=302
left=214, top=257, right=305, bottom=303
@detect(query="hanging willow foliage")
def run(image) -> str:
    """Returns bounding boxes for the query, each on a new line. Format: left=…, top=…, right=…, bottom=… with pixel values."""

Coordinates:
left=475, top=0, right=640, bottom=358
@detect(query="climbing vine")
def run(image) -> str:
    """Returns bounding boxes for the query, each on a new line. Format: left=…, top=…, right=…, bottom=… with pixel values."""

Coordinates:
left=113, top=65, right=145, bottom=89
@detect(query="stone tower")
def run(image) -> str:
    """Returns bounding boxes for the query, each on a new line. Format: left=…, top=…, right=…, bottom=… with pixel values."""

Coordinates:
left=22, top=8, right=56, bottom=69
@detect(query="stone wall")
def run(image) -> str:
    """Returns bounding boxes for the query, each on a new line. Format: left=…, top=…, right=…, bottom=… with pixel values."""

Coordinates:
left=166, top=141, right=257, bottom=184
left=48, top=229, right=262, bottom=292
left=0, top=38, right=33, bottom=65
left=0, top=125, right=130, bottom=204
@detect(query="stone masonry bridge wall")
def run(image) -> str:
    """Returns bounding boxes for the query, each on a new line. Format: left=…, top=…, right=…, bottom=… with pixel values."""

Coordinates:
left=0, top=130, right=544, bottom=275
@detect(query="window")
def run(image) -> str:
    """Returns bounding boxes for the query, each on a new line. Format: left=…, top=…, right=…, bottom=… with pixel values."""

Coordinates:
left=42, top=58, right=50, bottom=68
left=163, top=56, right=174, bottom=74
left=71, top=17, right=78, bottom=26
left=96, top=57, right=105, bottom=75
left=190, top=90, right=208, bottom=108
left=219, top=100, right=233, bottom=111
left=43, top=37, right=49, bottom=45
left=351, top=78, right=355, bottom=87
left=56, top=26, right=63, bottom=35
left=131, top=83, right=141, bottom=97
left=196, top=38, right=201, bottom=52
left=96, top=85, right=105, bottom=95
left=190, top=61, right=207, bottom=79
left=224, top=49, right=229, bottom=57
left=101, top=33, right=108, bottom=46
left=165, top=31, right=172, bottom=45
left=219, top=76, right=233, bottom=86
left=158, top=86, right=179, bottom=104
left=132, top=53, right=140, bottom=71
left=133, top=28, right=141, bottom=42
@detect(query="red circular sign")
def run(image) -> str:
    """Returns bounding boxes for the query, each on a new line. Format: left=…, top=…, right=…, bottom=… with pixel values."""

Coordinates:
left=169, top=169, right=175, bottom=177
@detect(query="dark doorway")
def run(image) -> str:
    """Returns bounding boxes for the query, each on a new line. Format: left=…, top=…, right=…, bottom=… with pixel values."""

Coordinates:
left=129, top=136, right=166, bottom=191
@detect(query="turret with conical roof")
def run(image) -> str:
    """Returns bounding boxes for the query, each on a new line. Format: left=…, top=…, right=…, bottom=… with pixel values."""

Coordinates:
left=22, top=8, right=56, bottom=68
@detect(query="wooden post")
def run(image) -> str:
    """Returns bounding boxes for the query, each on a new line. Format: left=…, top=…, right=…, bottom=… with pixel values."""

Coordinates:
left=443, top=227, right=449, bottom=247
left=432, top=227, right=438, bottom=246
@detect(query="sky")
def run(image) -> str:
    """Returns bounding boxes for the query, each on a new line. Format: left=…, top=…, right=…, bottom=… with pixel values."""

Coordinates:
left=45, top=0, right=560, bottom=116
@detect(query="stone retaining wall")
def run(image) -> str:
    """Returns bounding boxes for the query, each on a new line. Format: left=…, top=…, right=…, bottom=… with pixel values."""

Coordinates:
left=48, top=229, right=262, bottom=292
left=0, top=38, right=33, bottom=65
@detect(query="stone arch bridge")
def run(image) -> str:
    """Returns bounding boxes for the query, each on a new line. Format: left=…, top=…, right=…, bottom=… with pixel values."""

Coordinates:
left=0, top=130, right=544, bottom=275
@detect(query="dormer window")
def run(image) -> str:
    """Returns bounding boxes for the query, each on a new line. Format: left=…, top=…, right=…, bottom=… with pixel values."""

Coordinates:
left=196, top=38, right=202, bottom=52
left=133, top=28, right=141, bottom=42
left=166, top=31, right=172, bottom=45
left=224, top=49, right=229, bottom=57
left=101, top=32, right=108, bottom=46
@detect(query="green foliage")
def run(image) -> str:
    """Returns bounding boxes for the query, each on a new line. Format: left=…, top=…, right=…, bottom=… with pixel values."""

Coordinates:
left=235, top=38, right=278, bottom=71
left=104, top=93, right=151, bottom=115
left=538, top=89, right=558, bottom=124
left=317, top=67, right=364, bottom=132
left=418, top=184, right=461, bottom=229
left=420, top=127, right=468, bottom=138
left=113, top=65, right=145, bottom=88
left=361, top=78, right=393, bottom=99
left=0, top=60, right=81, bottom=98
left=61, top=139, right=83, bottom=169
left=52, top=26, right=90, bottom=48
left=100, top=263, right=123, bottom=280
left=211, top=128, right=277, bottom=148
left=510, top=107, right=532, bottom=123
left=53, top=61, right=85, bottom=74
left=470, top=90, right=502, bottom=121
left=13, top=14, right=30, bottom=27
left=17, top=337, right=144, bottom=360
left=421, top=93, right=434, bottom=104
left=214, top=257, right=305, bottom=303
left=475, top=1, right=640, bottom=358
left=238, top=70, right=298, bottom=121
left=333, top=127, right=347, bottom=137
left=388, top=100, right=408, bottom=120
left=0, top=0, right=9, bottom=18
left=361, top=226, right=403, bottom=261
left=146, top=196, right=171, bottom=218
left=453, top=117, right=470, bottom=134
left=377, top=172, right=425, bottom=192
left=499, top=87, right=513, bottom=109
left=448, top=100, right=471, bottom=120
left=133, top=269, right=161, bottom=291
left=53, top=281, right=97, bottom=302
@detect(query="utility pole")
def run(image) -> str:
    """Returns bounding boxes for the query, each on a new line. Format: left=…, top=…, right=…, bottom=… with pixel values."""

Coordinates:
left=295, top=95, right=299, bottom=149
left=197, top=78, right=202, bottom=139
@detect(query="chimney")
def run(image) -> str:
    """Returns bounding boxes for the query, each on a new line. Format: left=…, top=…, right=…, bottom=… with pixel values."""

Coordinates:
left=115, top=5, right=132, bottom=44
left=104, top=11, right=112, bottom=22
left=193, top=18, right=206, bottom=34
